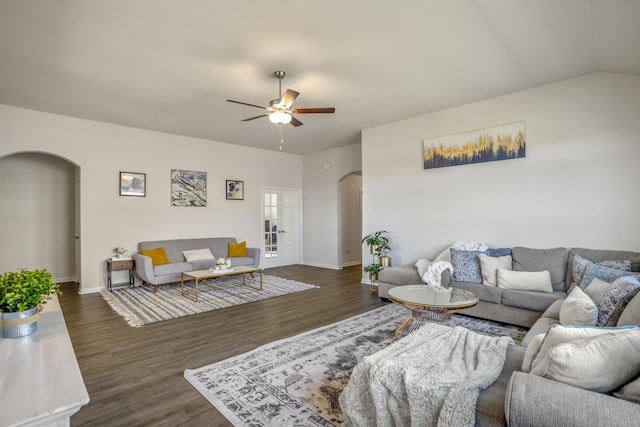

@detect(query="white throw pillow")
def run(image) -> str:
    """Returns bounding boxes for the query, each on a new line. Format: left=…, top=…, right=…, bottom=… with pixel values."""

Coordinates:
left=531, top=324, right=638, bottom=373
left=521, top=333, right=545, bottom=373
left=529, top=329, right=640, bottom=393
left=559, top=287, right=598, bottom=326
left=183, top=248, right=215, bottom=262
left=496, top=269, right=553, bottom=292
left=478, top=254, right=512, bottom=286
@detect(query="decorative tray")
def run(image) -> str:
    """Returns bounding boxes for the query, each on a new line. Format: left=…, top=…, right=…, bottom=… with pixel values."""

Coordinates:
left=209, top=267, right=234, bottom=274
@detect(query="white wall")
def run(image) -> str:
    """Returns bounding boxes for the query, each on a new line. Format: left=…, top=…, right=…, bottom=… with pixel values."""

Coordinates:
left=0, top=105, right=302, bottom=293
left=362, top=73, right=640, bottom=269
left=302, top=143, right=362, bottom=269
left=0, top=153, right=76, bottom=280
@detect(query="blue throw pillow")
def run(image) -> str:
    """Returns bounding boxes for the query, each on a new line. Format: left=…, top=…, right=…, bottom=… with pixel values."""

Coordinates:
left=450, top=248, right=483, bottom=283
left=579, top=263, right=639, bottom=290
left=486, top=247, right=512, bottom=257
left=593, top=276, right=640, bottom=327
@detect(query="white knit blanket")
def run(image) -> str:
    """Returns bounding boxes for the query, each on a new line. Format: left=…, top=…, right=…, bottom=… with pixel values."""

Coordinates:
left=339, top=323, right=513, bottom=427
left=415, top=241, right=488, bottom=287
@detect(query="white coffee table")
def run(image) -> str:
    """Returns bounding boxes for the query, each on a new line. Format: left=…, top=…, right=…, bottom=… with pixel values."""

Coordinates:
left=388, top=285, right=478, bottom=339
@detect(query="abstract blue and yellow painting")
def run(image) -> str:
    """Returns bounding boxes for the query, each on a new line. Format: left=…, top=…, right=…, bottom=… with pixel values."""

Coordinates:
left=423, top=121, right=525, bottom=169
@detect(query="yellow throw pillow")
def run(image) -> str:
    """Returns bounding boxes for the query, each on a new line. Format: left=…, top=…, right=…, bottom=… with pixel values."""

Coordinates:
left=142, top=247, right=170, bottom=266
left=228, top=241, right=247, bottom=257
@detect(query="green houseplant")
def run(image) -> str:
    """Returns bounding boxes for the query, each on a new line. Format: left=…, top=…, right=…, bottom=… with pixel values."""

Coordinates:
left=363, top=263, right=383, bottom=280
left=0, top=268, right=61, bottom=338
left=362, top=231, right=389, bottom=255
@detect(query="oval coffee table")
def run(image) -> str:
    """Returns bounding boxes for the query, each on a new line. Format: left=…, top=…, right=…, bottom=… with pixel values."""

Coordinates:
left=388, top=285, right=479, bottom=339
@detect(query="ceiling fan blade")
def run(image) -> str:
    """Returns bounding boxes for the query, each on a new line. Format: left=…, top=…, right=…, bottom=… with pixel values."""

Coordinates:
left=292, top=107, right=335, bottom=114
left=290, top=116, right=303, bottom=127
left=242, top=114, right=269, bottom=122
left=280, top=89, right=299, bottom=108
left=227, top=99, right=268, bottom=110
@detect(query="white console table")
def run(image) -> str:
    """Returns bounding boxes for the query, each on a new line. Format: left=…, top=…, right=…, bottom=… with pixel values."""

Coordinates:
left=0, top=295, right=89, bottom=427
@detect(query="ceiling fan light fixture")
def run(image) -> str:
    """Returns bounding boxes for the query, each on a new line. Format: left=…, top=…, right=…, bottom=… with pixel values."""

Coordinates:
left=269, top=111, right=292, bottom=124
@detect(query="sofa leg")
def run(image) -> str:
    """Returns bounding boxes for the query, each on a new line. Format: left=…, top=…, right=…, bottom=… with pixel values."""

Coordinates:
left=153, top=285, right=159, bottom=293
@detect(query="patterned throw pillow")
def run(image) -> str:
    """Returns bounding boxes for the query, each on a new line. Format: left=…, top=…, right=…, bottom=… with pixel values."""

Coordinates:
left=450, top=248, right=483, bottom=283
left=593, top=276, right=640, bottom=327
left=570, top=255, right=632, bottom=292
left=578, top=262, right=638, bottom=291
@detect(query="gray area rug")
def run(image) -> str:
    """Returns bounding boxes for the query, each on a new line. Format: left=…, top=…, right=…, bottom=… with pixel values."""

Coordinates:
left=101, top=275, right=317, bottom=327
left=184, top=304, right=527, bottom=426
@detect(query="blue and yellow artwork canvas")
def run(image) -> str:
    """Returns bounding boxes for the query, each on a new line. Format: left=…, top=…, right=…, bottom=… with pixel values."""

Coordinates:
left=423, top=121, right=525, bottom=169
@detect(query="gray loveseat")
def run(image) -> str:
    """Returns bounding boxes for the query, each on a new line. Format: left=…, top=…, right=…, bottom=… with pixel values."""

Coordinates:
left=378, top=246, right=640, bottom=426
left=133, top=237, right=260, bottom=291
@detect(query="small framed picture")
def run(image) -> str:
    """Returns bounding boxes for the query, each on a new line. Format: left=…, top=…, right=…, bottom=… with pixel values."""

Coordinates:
left=120, top=172, right=146, bottom=197
left=226, top=180, right=244, bottom=200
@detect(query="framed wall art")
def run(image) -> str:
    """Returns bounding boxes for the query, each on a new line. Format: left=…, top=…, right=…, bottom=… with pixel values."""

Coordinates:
left=423, top=120, right=526, bottom=169
left=119, top=172, right=146, bottom=197
left=171, top=169, right=207, bottom=206
left=226, top=180, right=244, bottom=200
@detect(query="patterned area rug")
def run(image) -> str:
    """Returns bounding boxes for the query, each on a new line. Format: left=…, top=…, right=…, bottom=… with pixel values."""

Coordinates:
left=184, top=304, right=527, bottom=426
left=101, top=275, right=317, bottom=327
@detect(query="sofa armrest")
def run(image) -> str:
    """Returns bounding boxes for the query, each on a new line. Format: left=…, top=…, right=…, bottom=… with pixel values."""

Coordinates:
left=245, top=247, right=261, bottom=268
left=505, top=371, right=640, bottom=426
left=133, top=253, right=156, bottom=284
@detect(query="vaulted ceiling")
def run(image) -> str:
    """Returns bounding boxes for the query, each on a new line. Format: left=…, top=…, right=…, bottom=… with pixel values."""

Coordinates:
left=1, top=1, right=639, bottom=154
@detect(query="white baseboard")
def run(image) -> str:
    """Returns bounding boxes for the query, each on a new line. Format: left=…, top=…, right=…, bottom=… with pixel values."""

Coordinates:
left=54, top=276, right=76, bottom=284
left=302, top=261, right=342, bottom=270
left=341, top=261, right=362, bottom=267
left=78, top=286, right=102, bottom=295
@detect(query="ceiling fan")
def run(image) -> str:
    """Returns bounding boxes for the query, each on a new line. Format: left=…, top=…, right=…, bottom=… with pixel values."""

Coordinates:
left=226, top=70, right=335, bottom=127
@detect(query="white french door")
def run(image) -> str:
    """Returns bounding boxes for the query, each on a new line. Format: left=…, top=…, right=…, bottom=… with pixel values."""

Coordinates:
left=262, top=188, right=301, bottom=268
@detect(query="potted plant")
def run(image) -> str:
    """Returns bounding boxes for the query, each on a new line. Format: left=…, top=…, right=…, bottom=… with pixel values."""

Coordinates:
left=362, top=231, right=389, bottom=255
left=363, top=263, right=383, bottom=281
left=0, top=268, right=61, bottom=338
left=376, top=241, right=392, bottom=267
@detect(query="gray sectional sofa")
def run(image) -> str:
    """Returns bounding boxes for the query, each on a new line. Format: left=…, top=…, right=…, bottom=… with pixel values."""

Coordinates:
left=133, top=237, right=260, bottom=290
left=378, top=246, right=640, bottom=426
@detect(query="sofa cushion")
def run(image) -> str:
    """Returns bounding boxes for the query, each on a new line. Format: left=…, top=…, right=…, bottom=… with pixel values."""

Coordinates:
left=182, top=248, right=215, bottom=262
left=452, top=281, right=502, bottom=304
left=530, top=329, right=640, bottom=393
left=378, top=264, right=421, bottom=286
left=559, top=287, right=598, bottom=326
left=614, top=375, right=640, bottom=404
left=521, top=333, right=545, bottom=373
left=450, top=248, right=483, bottom=283
left=189, top=259, right=217, bottom=271
left=522, top=317, right=557, bottom=347
left=501, top=289, right=565, bottom=312
left=532, top=324, right=639, bottom=372
left=541, top=299, right=563, bottom=319
left=593, top=276, right=640, bottom=327
left=579, top=262, right=640, bottom=290
left=497, top=269, right=553, bottom=292
left=478, top=253, right=512, bottom=286
left=618, top=291, right=640, bottom=327
left=569, top=254, right=632, bottom=292
left=141, top=247, right=170, bottom=266
left=566, top=248, right=640, bottom=289
left=512, top=247, right=569, bottom=292
left=153, top=261, right=193, bottom=276
left=228, top=256, right=254, bottom=267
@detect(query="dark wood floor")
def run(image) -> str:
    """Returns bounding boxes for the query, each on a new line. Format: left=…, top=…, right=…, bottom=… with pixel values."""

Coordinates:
left=58, top=264, right=383, bottom=427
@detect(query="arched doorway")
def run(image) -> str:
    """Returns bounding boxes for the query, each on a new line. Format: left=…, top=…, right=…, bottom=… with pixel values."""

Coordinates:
left=0, top=152, right=80, bottom=284
left=338, top=172, right=362, bottom=267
